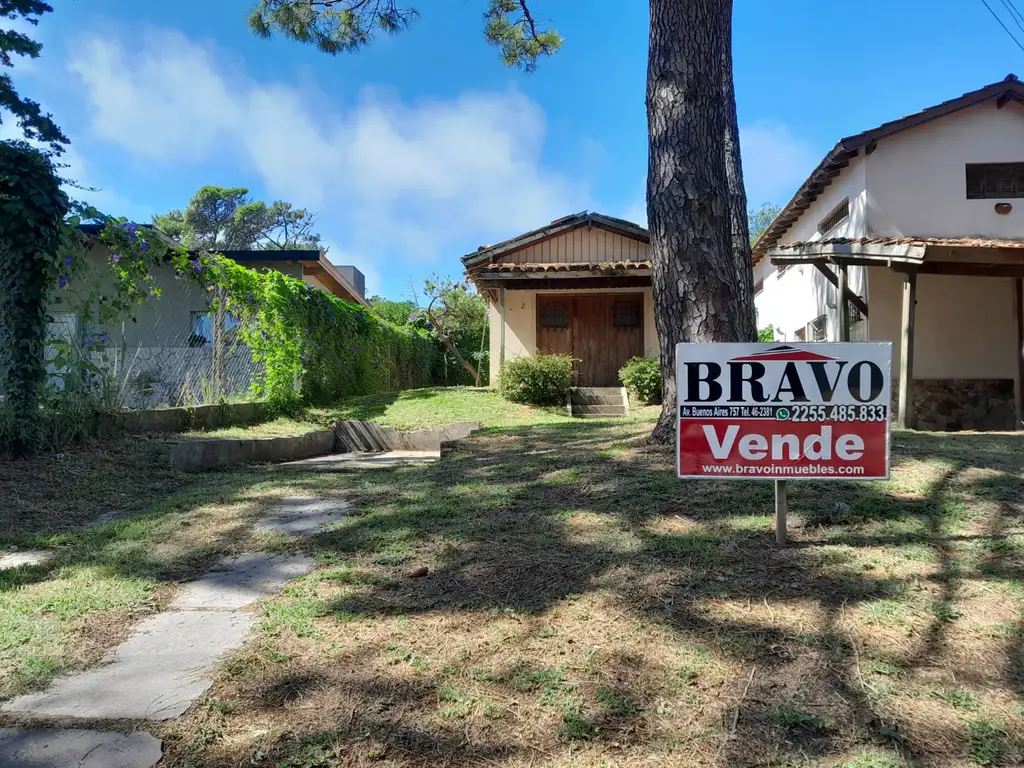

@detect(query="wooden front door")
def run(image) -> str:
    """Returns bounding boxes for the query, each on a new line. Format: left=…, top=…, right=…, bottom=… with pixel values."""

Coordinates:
left=536, top=293, right=644, bottom=386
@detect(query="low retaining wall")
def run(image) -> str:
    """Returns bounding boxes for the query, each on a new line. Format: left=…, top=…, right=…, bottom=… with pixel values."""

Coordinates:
left=164, top=421, right=480, bottom=472
left=334, top=421, right=480, bottom=452
left=163, top=429, right=336, bottom=472
left=105, top=402, right=269, bottom=435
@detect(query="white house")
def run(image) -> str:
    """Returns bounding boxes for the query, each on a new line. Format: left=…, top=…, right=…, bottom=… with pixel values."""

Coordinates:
left=753, top=74, right=1024, bottom=432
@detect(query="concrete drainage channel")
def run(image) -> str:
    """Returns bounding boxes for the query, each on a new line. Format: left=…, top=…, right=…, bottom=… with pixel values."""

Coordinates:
left=162, top=419, right=480, bottom=472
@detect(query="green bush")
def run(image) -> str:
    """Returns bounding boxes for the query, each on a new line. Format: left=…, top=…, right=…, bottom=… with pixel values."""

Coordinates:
left=499, top=354, right=573, bottom=405
left=758, top=325, right=776, bottom=342
left=619, top=356, right=661, bottom=405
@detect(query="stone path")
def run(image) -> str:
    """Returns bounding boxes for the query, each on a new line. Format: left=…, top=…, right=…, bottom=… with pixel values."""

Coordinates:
left=1, top=495, right=349, bottom=765
left=0, top=727, right=162, bottom=768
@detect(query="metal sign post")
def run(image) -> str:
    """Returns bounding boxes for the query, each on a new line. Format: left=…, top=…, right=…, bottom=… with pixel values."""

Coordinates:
left=676, top=342, right=893, bottom=547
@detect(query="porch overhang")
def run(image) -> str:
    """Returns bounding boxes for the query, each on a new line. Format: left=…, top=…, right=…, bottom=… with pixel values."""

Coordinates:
left=768, top=236, right=1024, bottom=277
left=769, top=236, right=1024, bottom=432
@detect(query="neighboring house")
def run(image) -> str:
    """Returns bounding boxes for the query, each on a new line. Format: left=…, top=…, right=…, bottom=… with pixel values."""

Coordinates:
left=753, top=74, right=1024, bottom=432
left=463, top=211, right=657, bottom=387
left=45, top=226, right=369, bottom=408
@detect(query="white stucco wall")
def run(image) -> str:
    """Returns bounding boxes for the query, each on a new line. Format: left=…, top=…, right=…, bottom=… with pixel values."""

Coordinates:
left=488, top=287, right=658, bottom=384
left=865, top=100, right=1024, bottom=237
left=786, top=156, right=869, bottom=243
left=867, top=267, right=1017, bottom=379
left=754, top=261, right=867, bottom=343
left=755, top=154, right=870, bottom=342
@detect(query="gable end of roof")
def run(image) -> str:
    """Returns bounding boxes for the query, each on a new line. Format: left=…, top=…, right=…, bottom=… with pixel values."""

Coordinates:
left=751, top=74, right=1024, bottom=263
left=462, top=211, right=648, bottom=269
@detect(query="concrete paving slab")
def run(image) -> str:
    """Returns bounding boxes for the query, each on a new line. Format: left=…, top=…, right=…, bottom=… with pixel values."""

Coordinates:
left=283, top=450, right=439, bottom=469
left=0, top=727, right=161, bottom=767
left=2, top=610, right=253, bottom=721
left=254, top=495, right=351, bottom=537
left=0, top=551, right=54, bottom=571
left=170, top=553, right=314, bottom=610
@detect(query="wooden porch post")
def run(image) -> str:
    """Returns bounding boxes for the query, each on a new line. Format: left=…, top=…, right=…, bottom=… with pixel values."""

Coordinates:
left=898, top=270, right=917, bottom=429
left=1015, top=278, right=1024, bottom=431
left=837, top=263, right=850, bottom=342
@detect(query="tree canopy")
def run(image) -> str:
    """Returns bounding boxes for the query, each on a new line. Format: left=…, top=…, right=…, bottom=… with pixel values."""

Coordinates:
left=154, top=186, right=321, bottom=251
left=748, top=202, right=782, bottom=246
left=0, top=0, right=68, bottom=155
left=247, top=0, right=561, bottom=71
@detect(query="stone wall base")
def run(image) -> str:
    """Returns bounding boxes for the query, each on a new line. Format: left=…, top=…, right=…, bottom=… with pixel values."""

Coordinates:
left=899, top=379, right=1016, bottom=431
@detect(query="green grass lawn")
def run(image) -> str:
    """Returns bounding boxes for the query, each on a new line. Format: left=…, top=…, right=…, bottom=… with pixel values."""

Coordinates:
left=2, top=406, right=1024, bottom=767
left=185, top=387, right=654, bottom=439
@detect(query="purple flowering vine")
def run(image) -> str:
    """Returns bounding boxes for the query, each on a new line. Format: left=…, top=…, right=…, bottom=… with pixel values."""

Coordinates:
left=64, top=255, right=72, bottom=267
left=59, top=275, right=68, bottom=289
left=111, top=253, right=121, bottom=263
left=139, top=239, right=148, bottom=252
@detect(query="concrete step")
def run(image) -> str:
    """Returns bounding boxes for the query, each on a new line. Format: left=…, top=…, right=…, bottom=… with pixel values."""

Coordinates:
left=570, top=394, right=624, bottom=405
left=571, top=404, right=627, bottom=418
left=570, top=387, right=626, bottom=406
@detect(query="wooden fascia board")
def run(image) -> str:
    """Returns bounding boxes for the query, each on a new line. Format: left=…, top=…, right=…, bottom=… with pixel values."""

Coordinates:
left=474, top=268, right=652, bottom=280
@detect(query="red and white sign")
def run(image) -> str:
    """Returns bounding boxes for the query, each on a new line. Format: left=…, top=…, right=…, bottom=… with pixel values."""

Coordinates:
left=676, top=342, right=892, bottom=480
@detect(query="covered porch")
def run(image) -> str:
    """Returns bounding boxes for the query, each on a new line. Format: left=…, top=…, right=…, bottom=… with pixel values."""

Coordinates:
left=770, top=237, right=1024, bottom=431
left=471, top=262, right=658, bottom=387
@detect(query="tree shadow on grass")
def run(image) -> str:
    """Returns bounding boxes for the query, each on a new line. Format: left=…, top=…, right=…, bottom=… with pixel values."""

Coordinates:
left=256, top=422, right=1024, bottom=767
left=6, top=419, right=1024, bottom=767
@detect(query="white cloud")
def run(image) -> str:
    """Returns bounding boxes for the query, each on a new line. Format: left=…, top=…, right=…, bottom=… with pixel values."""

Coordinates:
left=739, top=119, right=819, bottom=207
left=66, top=28, right=588, bottom=268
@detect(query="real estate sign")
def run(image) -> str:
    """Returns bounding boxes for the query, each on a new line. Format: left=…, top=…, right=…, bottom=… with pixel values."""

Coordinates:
left=676, top=343, right=892, bottom=481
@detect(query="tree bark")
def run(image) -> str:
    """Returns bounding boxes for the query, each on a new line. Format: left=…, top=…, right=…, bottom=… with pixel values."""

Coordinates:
left=720, top=6, right=757, bottom=341
left=425, top=308, right=480, bottom=384
left=647, top=0, right=754, bottom=443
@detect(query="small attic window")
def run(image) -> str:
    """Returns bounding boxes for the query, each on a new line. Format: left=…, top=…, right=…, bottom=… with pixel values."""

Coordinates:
left=818, top=198, right=849, bottom=235
left=966, top=163, right=1024, bottom=199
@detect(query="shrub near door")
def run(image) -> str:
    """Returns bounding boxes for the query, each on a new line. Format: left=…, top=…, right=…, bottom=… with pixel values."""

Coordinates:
left=619, top=356, right=661, bottom=405
left=498, top=354, right=574, bottom=406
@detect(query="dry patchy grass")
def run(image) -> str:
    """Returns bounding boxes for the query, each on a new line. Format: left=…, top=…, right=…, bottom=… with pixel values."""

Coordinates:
left=4, top=422, right=1024, bottom=767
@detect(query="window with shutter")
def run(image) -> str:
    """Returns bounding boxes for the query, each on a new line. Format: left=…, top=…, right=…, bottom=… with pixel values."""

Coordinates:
left=818, top=198, right=849, bottom=235
left=966, top=163, right=1024, bottom=199
left=540, top=304, right=568, bottom=328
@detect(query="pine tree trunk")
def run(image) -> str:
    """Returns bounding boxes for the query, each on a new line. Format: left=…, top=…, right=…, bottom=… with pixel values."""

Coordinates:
left=720, top=7, right=757, bottom=342
left=647, top=0, right=754, bottom=443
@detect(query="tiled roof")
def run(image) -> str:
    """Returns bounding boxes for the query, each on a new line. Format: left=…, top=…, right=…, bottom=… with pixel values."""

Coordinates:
left=751, top=74, right=1024, bottom=264
left=475, top=261, right=652, bottom=274
left=772, top=236, right=1024, bottom=251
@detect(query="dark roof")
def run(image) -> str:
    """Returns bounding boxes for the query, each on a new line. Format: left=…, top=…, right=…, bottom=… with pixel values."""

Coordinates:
left=751, top=74, right=1024, bottom=264
left=475, top=260, right=652, bottom=274
left=462, top=211, right=648, bottom=268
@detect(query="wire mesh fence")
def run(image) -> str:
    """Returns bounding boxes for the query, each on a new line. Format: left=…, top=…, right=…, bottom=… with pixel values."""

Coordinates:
left=15, top=255, right=265, bottom=410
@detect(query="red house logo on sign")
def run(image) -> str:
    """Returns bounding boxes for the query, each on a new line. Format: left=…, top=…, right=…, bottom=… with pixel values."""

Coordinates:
left=676, top=343, right=893, bottom=481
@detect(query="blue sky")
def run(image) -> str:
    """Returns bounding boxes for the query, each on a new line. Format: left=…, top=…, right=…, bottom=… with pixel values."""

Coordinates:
left=12, top=0, right=1024, bottom=298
